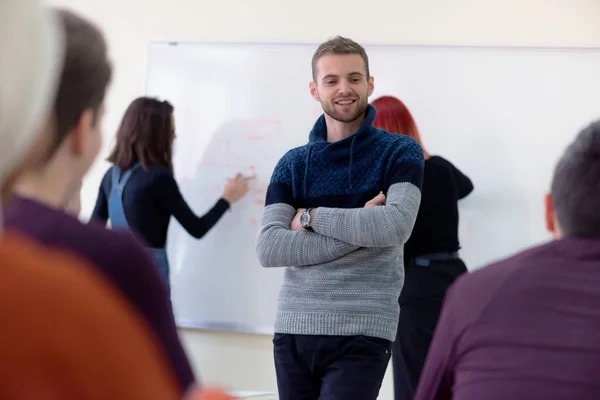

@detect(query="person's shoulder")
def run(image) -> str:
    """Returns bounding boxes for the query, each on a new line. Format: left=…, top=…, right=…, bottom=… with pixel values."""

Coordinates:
left=427, top=155, right=450, bottom=165
left=269, top=145, right=309, bottom=183
left=371, top=127, right=414, bottom=145
left=101, top=165, right=113, bottom=178
left=468, top=240, right=558, bottom=280
left=49, top=212, right=142, bottom=257
left=143, top=165, right=175, bottom=182
left=132, top=165, right=177, bottom=191
left=0, top=233, right=180, bottom=398
left=0, top=231, right=113, bottom=297
left=424, top=155, right=456, bottom=176
left=98, top=165, right=114, bottom=188
left=5, top=196, right=79, bottom=233
left=145, top=164, right=173, bottom=175
left=446, top=241, right=557, bottom=320
left=85, top=219, right=151, bottom=264
left=427, top=155, right=457, bottom=170
left=108, top=164, right=173, bottom=180
left=8, top=203, right=157, bottom=284
left=374, top=129, right=423, bottom=164
left=281, top=145, right=309, bottom=163
left=85, top=219, right=168, bottom=286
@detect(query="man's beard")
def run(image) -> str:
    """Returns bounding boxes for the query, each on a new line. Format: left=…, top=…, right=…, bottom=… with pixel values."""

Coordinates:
left=321, top=95, right=368, bottom=123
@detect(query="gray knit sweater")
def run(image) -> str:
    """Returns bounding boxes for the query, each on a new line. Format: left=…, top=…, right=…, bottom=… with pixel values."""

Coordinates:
left=255, top=106, right=424, bottom=341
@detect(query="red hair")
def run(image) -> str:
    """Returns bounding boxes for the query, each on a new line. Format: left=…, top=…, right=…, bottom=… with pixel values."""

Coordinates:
left=371, top=95, right=429, bottom=158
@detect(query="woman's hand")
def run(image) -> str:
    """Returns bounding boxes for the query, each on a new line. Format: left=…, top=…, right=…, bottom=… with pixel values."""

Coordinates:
left=221, top=173, right=254, bottom=204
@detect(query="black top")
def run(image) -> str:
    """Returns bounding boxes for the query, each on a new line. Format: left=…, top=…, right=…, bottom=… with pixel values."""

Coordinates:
left=404, top=155, right=473, bottom=260
left=91, top=165, right=230, bottom=248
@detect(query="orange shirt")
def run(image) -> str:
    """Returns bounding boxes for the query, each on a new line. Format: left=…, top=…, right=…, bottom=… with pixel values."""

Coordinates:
left=0, top=232, right=179, bottom=399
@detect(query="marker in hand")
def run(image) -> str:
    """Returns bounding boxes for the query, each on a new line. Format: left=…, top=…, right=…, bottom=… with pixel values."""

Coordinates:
left=222, top=172, right=255, bottom=204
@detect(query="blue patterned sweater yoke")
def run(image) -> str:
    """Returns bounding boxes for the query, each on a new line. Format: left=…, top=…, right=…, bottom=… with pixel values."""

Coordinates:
left=255, top=104, right=424, bottom=341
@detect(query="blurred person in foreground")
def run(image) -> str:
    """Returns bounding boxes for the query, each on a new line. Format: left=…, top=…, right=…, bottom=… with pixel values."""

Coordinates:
left=415, top=119, right=600, bottom=400
left=5, top=7, right=196, bottom=393
left=0, top=1, right=234, bottom=399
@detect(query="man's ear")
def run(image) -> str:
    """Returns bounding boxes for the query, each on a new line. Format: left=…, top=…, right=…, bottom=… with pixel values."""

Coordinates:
left=69, top=109, right=95, bottom=156
left=309, top=81, right=320, bottom=102
left=367, top=75, right=374, bottom=97
left=544, top=193, right=556, bottom=234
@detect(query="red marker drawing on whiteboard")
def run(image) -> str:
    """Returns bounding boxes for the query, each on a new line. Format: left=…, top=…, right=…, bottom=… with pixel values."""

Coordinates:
left=246, top=165, right=257, bottom=181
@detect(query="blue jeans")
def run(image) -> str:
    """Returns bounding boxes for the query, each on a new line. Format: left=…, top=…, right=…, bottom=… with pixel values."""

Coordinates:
left=273, top=333, right=391, bottom=400
left=148, top=247, right=170, bottom=294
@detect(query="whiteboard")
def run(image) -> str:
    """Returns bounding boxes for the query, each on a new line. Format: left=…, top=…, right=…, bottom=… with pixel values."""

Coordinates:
left=144, top=42, right=600, bottom=333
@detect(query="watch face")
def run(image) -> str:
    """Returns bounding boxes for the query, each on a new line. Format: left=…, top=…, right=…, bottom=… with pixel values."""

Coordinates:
left=300, top=211, right=309, bottom=227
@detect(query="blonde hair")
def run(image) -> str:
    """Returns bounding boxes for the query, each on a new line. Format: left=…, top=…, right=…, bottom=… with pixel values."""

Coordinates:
left=0, top=0, right=63, bottom=227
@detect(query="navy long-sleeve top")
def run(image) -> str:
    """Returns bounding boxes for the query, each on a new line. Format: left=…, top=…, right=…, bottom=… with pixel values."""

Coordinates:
left=404, top=155, right=474, bottom=260
left=91, top=165, right=230, bottom=248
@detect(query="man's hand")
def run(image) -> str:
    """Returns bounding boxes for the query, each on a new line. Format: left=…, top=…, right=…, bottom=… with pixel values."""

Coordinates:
left=365, top=192, right=386, bottom=207
left=291, top=208, right=305, bottom=231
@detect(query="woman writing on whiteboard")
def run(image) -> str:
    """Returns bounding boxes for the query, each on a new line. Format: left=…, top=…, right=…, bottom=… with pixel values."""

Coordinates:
left=91, top=97, right=251, bottom=291
left=371, top=95, right=473, bottom=400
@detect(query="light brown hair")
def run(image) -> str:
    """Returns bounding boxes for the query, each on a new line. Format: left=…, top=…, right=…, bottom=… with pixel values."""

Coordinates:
left=311, top=36, right=369, bottom=81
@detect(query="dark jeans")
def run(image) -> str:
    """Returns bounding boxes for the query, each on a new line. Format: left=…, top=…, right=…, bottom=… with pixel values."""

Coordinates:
left=273, top=333, right=392, bottom=400
left=392, top=258, right=467, bottom=400
left=147, top=247, right=170, bottom=293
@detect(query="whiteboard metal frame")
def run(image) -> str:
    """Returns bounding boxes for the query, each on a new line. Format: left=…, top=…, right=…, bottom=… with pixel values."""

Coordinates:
left=147, top=40, right=600, bottom=51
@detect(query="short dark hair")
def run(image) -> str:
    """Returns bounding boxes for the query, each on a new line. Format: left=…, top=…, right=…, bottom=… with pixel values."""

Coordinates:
left=107, top=97, right=174, bottom=170
left=311, top=36, right=369, bottom=81
left=551, top=119, right=600, bottom=238
left=48, top=8, right=112, bottom=157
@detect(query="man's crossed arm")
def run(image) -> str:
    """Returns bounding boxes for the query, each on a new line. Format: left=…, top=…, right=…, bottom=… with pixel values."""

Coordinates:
left=255, top=192, right=388, bottom=268
left=293, top=181, right=421, bottom=248
left=255, top=202, right=361, bottom=268
left=255, top=141, right=424, bottom=268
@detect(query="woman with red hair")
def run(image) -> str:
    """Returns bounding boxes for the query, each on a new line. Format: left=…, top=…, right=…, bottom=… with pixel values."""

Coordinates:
left=372, top=95, right=474, bottom=400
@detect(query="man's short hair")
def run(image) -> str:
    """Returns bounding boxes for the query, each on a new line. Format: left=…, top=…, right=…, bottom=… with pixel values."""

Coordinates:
left=48, top=8, right=112, bottom=157
left=551, top=119, right=600, bottom=238
left=311, top=36, right=369, bottom=81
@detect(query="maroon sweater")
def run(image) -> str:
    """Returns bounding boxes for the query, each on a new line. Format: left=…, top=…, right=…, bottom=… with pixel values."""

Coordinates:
left=415, top=237, right=600, bottom=400
left=4, top=196, right=195, bottom=393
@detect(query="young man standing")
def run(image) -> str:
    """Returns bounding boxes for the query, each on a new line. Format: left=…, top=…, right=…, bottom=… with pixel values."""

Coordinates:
left=256, top=36, right=424, bottom=400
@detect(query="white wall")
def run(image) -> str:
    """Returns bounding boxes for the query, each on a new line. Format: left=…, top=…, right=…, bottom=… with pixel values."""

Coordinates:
left=47, top=0, right=600, bottom=398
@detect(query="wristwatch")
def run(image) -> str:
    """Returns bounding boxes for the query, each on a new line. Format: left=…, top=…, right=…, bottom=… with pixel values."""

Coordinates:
left=300, top=208, right=314, bottom=231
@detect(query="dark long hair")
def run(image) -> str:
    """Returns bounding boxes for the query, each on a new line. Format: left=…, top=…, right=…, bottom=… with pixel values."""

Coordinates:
left=107, top=97, right=174, bottom=170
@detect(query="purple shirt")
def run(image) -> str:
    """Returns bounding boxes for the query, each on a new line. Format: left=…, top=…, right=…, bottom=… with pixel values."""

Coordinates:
left=415, top=237, right=600, bottom=400
left=4, top=196, right=196, bottom=393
